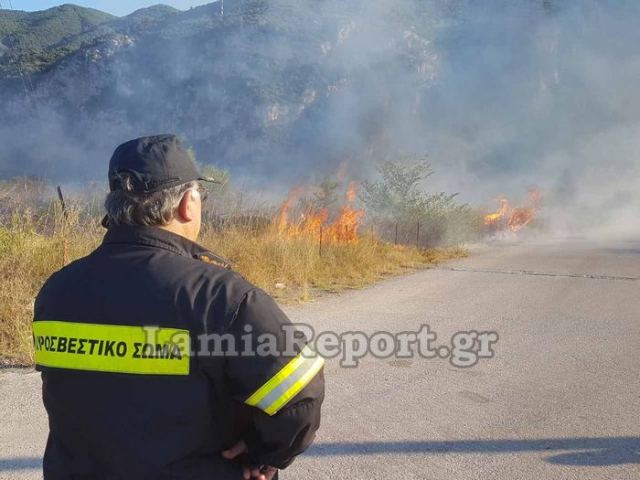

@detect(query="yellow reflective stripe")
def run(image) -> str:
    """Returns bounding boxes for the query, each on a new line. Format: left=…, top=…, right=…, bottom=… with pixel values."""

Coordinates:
left=245, top=345, right=323, bottom=414
left=264, top=355, right=324, bottom=416
left=245, top=344, right=314, bottom=407
left=33, top=321, right=190, bottom=376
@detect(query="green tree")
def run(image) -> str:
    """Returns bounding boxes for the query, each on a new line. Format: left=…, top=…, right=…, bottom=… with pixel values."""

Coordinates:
left=312, top=176, right=341, bottom=210
left=360, top=155, right=480, bottom=245
left=360, top=155, right=452, bottom=221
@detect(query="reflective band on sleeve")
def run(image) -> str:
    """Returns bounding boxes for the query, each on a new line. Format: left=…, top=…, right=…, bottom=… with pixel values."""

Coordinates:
left=33, top=321, right=190, bottom=375
left=245, top=345, right=324, bottom=416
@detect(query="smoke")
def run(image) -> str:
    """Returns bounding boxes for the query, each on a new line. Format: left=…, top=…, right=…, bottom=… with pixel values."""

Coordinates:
left=421, top=0, right=640, bottom=238
left=1, top=0, right=639, bottom=238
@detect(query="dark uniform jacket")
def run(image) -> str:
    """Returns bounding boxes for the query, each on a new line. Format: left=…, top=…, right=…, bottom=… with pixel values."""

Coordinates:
left=33, top=225, right=324, bottom=479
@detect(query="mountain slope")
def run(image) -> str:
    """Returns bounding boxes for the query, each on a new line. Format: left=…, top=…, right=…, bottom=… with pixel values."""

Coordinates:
left=0, top=0, right=441, bottom=183
left=0, top=4, right=115, bottom=75
left=2, top=0, right=623, bottom=216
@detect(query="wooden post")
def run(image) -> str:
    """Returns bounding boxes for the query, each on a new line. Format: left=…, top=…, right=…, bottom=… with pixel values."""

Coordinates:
left=394, top=223, right=398, bottom=245
left=370, top=224, right=374, bottom=242
left=56, top=186, right=69, bottom=266
left=56, top=186, right=68, bottom=220
left=416, top=222, right=420, bottom=247
left=319, top=226, right=323, bottom=257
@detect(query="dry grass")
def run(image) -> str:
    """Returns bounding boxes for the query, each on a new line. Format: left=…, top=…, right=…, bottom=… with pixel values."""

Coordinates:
left=0, top=207, right=101, bottom=365
left=205, top=226, right=466, bottom=300
left=0, top=209, right=466, bottom=366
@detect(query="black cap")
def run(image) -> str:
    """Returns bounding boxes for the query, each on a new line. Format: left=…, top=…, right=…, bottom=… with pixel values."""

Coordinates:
left=108, top=134, right=220, bottom=194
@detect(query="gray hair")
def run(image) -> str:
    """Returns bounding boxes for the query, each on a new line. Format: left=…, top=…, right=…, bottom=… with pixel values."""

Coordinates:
left=104, top=175, right=198, bottom=227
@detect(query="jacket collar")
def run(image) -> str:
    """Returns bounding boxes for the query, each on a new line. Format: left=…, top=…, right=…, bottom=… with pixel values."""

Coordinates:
left=102, top=225, right=231, bottom=269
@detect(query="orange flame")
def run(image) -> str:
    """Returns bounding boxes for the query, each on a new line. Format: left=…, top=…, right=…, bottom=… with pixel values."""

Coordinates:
left=484, top=196, right=510, bottom=227
left=276, top=181, right=364, bottom=244
left=484, top=189, right=541, bottom=233
left=276, top=186, right=304, bottom=235
left=346, top=181, right=357, bottom=202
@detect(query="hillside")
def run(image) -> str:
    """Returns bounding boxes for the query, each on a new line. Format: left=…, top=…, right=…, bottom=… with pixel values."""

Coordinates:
left=2, top=0, right=627, bottom=219
left=0, top=4, right=115, bottom=75
left=0, top=0, right=444, bottom=183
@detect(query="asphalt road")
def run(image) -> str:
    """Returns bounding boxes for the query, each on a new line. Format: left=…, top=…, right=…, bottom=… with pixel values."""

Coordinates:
left=2, top=239, right=639, bottom=479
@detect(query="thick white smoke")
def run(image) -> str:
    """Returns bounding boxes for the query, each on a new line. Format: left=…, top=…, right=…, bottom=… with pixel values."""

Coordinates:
left=0, top=0, right=638, bottom=238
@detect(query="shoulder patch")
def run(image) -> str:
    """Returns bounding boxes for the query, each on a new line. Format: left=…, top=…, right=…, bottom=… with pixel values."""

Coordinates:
left=195, top=252, right=232, bottom=269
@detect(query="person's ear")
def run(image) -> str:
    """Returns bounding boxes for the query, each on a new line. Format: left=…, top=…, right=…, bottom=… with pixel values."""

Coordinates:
left=177, top=189, right=198, bottom=223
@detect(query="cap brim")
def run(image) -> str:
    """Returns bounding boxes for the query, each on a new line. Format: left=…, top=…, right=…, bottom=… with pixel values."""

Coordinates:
left=198, top=176, right=225, bottom=185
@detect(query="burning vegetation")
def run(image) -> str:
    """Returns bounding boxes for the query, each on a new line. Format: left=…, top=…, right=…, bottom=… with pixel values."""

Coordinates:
left=484, top=189, right=541, bottom=233
left=273, top=159, right=487, bottom=249
left=276, top=182, right=365, bottom=244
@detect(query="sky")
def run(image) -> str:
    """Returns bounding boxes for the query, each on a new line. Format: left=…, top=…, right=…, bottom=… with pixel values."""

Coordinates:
left=7, top=1, right=216, bottom=16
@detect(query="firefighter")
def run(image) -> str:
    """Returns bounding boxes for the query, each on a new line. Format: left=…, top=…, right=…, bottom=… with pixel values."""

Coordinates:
left=33, top=134, right=325, bottom=480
